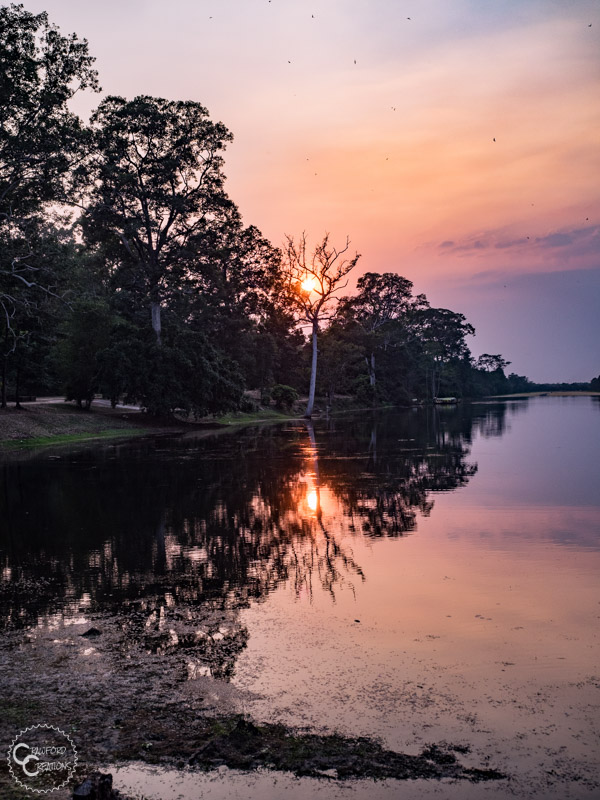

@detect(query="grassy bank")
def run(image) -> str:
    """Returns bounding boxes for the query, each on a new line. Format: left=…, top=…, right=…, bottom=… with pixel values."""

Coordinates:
left=0, top=402, right=170, bottom=449
left=214, top=408, right=296, bottom=425
left=0, top=401, right=305, bottom=449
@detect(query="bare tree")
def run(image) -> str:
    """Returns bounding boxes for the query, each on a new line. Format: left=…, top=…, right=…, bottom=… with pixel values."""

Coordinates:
left=283, top=233, right=360, bottom=417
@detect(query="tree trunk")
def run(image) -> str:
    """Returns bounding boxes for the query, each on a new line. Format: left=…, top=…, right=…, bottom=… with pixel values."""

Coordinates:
left=1, top=356, right=6, bottom=409
left=326, top=387, right=333, bottom=415
left=15, top=363, right=21, bottom=409
left=369, top=426, right=377, bottom=465
left=305, top=319, right=318, bottom=418
left=369, top=352, right=376, bottom=387
left=151, top=301, right=162, bottom=345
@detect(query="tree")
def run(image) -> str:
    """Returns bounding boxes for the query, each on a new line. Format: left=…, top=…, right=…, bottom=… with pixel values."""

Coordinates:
left=249, top=306, right=305, bottom=392
left=317, top=321, right=362, bottom=407
left=0, top=215, right=74, bottom=407
left=340, top=272, right=427, bottom=391
left=469, top=353, right=512, bottom=396
left=0, top=5, right=98, bottom=406
left=506, top=372, right=533, bottom=393
left=0, top=3, right=99, bottom=218
left=415, top=307, right=475, bottom=399
left=184, top=211, right=285, bottom=386
left=475, top=354, right=511, bottom=373
left=82, top=95, right=234, bottom=344
left=282, top=233, right=360, bottom=417
left=271, top=384, right=298, bottom=411
left=54, top=297, right=112, bottom=409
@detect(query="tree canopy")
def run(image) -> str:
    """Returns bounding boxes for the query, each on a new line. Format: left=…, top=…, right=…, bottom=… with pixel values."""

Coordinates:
left=0, top=4, right=548, bottom=416
left=0, top=3, right=98, bottom=218
left=82, top=94, right=234, bottom=343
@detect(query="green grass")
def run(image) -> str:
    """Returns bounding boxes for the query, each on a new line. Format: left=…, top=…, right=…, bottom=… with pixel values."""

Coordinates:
left=214, top=409, right=296, bottom=425
left=0, top=428, right=148, bottom=450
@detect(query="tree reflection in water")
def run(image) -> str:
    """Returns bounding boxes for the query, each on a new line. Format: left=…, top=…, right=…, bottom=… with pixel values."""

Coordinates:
left=300, top=419, right=365, bottom=600
left=0, top=404, right=514, bottom=649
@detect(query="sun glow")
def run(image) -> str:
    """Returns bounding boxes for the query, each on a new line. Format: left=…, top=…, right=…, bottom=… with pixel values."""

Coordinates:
left=307, top=489, right=319, bottom=512
left=301, top=276, right=317, bottom=293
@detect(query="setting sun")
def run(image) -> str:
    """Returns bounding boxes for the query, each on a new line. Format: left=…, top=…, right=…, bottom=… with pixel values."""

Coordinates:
left=301, top=276, right=316, bottom=293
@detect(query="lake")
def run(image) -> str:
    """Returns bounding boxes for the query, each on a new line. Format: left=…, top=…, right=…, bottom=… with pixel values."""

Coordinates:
left=1, top=396, right=599, bottom=799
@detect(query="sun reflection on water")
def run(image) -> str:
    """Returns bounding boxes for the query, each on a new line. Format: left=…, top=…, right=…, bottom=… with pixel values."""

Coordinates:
left=306, top=489, right=319, bottom=513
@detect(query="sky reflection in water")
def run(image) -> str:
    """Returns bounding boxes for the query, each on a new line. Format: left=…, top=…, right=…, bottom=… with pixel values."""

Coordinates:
left=1, top=397, right=599, bottom=796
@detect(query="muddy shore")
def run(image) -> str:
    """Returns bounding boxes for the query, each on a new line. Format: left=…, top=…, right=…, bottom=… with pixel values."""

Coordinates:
left=0, top=587, right=505, bottom=797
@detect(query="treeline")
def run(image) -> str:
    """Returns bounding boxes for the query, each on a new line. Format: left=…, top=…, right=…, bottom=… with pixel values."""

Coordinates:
left=1, top=6, right=594, bottom=417
left=522, top=381, right=597, bottom=393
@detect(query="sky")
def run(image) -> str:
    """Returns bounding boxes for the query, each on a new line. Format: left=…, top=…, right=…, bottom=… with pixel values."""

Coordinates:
left=27, top=0, right=600, bottom=381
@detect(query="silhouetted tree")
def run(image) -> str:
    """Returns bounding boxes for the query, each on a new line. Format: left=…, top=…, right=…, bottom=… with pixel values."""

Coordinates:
left=0, top=217, right=75, bottom=406
left=414, top=307, right=475, bottom=399
left=0, top=3, right=99, bottom=218
left=0, top=5, right=98, bottom=403
left=339, top=272, right=428, bottom=396
left=82, top=95, right=234, bottom=344
left=282, top=233, right=360, bottom=417
left=475, top=354, right=510, bottom=373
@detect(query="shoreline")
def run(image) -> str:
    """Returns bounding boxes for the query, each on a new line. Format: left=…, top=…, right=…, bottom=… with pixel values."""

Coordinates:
left=0, top=607, right=505, bottom=798
left=487, top=390, right=600, bottom=398
left=1, top=392, right=597, bottom=451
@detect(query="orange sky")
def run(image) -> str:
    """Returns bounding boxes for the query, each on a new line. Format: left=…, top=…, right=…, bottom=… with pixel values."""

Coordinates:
left=29, top=0, right=600, bottom=380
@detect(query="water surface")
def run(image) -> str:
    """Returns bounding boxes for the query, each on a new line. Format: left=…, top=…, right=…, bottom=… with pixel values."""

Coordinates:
left=1, top=396, right=599, bottom=799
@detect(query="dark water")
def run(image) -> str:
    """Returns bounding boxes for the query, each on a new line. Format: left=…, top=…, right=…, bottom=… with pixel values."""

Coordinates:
left=0, top=397, right=598, bottom=629
left=0, top=400, right=491, bottom=628
left=1, top=397, right=599, bottom=799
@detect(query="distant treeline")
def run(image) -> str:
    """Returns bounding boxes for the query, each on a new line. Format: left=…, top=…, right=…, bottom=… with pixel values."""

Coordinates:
left=476, top=375, right=598, bottom=396
left=1, top=6, right=596, bottom=415
left=518, top=380, right=598, bottom=393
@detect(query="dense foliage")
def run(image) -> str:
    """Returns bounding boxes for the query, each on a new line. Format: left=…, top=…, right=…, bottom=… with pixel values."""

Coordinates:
left=0, top=5, right=595, bottom=414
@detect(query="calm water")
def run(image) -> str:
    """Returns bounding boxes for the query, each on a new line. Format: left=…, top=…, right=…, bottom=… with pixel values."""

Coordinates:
left=1, top=396, right=599, bottom=799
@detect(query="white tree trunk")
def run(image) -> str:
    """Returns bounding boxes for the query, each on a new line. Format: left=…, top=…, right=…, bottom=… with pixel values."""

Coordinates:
left=305, top=320, right=318, bottom=418
left=369, top=352, right=376, bottom=387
